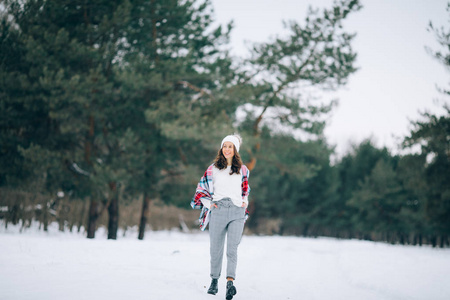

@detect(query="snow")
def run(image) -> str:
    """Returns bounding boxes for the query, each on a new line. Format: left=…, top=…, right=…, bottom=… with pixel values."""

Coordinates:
left=1, top=223, right=449, bottom=300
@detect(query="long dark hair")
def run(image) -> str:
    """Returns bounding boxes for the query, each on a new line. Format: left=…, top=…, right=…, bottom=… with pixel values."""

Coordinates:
left=213, top=145, right=242, bottom=175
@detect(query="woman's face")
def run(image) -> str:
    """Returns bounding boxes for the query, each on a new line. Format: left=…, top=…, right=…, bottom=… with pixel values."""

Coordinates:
left=222, top=142, right=235, bottom=160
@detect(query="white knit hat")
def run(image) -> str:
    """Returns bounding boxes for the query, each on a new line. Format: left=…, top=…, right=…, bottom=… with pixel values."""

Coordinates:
left=221, top=134, right=241, bottom=153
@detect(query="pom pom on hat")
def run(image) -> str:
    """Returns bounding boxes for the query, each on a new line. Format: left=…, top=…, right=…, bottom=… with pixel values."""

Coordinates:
left=221, top=134, right=242, bottom=152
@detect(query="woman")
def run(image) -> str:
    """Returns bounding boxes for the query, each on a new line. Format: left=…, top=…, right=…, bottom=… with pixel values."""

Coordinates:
left=191, top=134, right=250, bottom=300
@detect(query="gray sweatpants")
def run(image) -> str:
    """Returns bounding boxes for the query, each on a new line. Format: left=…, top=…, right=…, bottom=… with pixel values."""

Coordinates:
left=209, top=198, right=245, bottom=280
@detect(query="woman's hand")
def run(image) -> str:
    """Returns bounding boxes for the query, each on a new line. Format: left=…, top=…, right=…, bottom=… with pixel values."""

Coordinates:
left=211, top=203, right=218, bottom=209
left=241, top=203, right=248, bottom=208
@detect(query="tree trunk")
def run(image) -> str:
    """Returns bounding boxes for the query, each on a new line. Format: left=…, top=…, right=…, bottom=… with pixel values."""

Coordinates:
left=138, top=193, right=151, bottom=240
left=10, top=203, right=19, bottom=225
left=431, top=235, right=437, bottom=247
left=302, top=224, right=309, bottom=237
left=107, top=182, right=119, bottom=240
left=43, top=202, right=49, bottom=232
left=78, top=199, right=89, bottom=233
left=87, top=200, right=99, bottom=239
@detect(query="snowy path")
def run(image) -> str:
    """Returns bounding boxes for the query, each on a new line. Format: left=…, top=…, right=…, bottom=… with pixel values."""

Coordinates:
left=1, top=227, right=449, bottom=300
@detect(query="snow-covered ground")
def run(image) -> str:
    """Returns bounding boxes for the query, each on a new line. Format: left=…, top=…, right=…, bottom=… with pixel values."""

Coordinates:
left=1, top=223, right=449, bottom=300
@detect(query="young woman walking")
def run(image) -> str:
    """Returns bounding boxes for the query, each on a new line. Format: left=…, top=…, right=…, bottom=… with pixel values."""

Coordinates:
left=191, top=134, right=250, bottom=300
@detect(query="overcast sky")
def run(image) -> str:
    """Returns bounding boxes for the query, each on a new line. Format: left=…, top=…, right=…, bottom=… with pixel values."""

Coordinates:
left=210, top=0, right=449, bottom=157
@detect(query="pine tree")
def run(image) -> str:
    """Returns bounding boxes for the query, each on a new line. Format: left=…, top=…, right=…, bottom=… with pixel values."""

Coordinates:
left=119, top=0, right=236, bottom=239
left=347, top=159, right=405, bottom=242
left=332, top=140, right=391, bottom=238
left=396, top=154, right=429, bottom=245
left=403, top=109, right=450, bottom=247
left=234, top=0, right=362, bottom=171
left=0, top=0, right=135, bottom=237
left=399, top=2, right=450, bottom=247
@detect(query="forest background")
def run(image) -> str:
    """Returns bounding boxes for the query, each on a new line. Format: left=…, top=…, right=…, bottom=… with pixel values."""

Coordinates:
left=0, top=0, right=449, bottom=247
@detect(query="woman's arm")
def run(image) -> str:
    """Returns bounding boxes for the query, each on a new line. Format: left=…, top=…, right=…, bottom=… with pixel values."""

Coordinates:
left=241, top=166, right=250, bottom=208
left=191, top=165, right=214, bottom=209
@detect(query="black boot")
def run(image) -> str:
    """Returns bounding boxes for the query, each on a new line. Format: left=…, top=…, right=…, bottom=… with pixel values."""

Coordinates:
left=225, top=280, right=237, bottom=300
left=207, top=278, right=218, bottom=295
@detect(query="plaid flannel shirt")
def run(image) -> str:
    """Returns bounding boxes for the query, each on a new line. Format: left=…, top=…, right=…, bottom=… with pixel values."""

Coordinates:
left=191, top=164, right=250, bottom=231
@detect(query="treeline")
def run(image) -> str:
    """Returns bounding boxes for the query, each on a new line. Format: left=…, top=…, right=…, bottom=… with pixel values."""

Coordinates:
left=0, top=0, right=449, bottom=246
left=250, top=126, right=450, bottom=248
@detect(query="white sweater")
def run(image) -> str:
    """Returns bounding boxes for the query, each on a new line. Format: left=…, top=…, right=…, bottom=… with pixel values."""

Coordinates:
left=200, top=166, right=247, bottom=209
